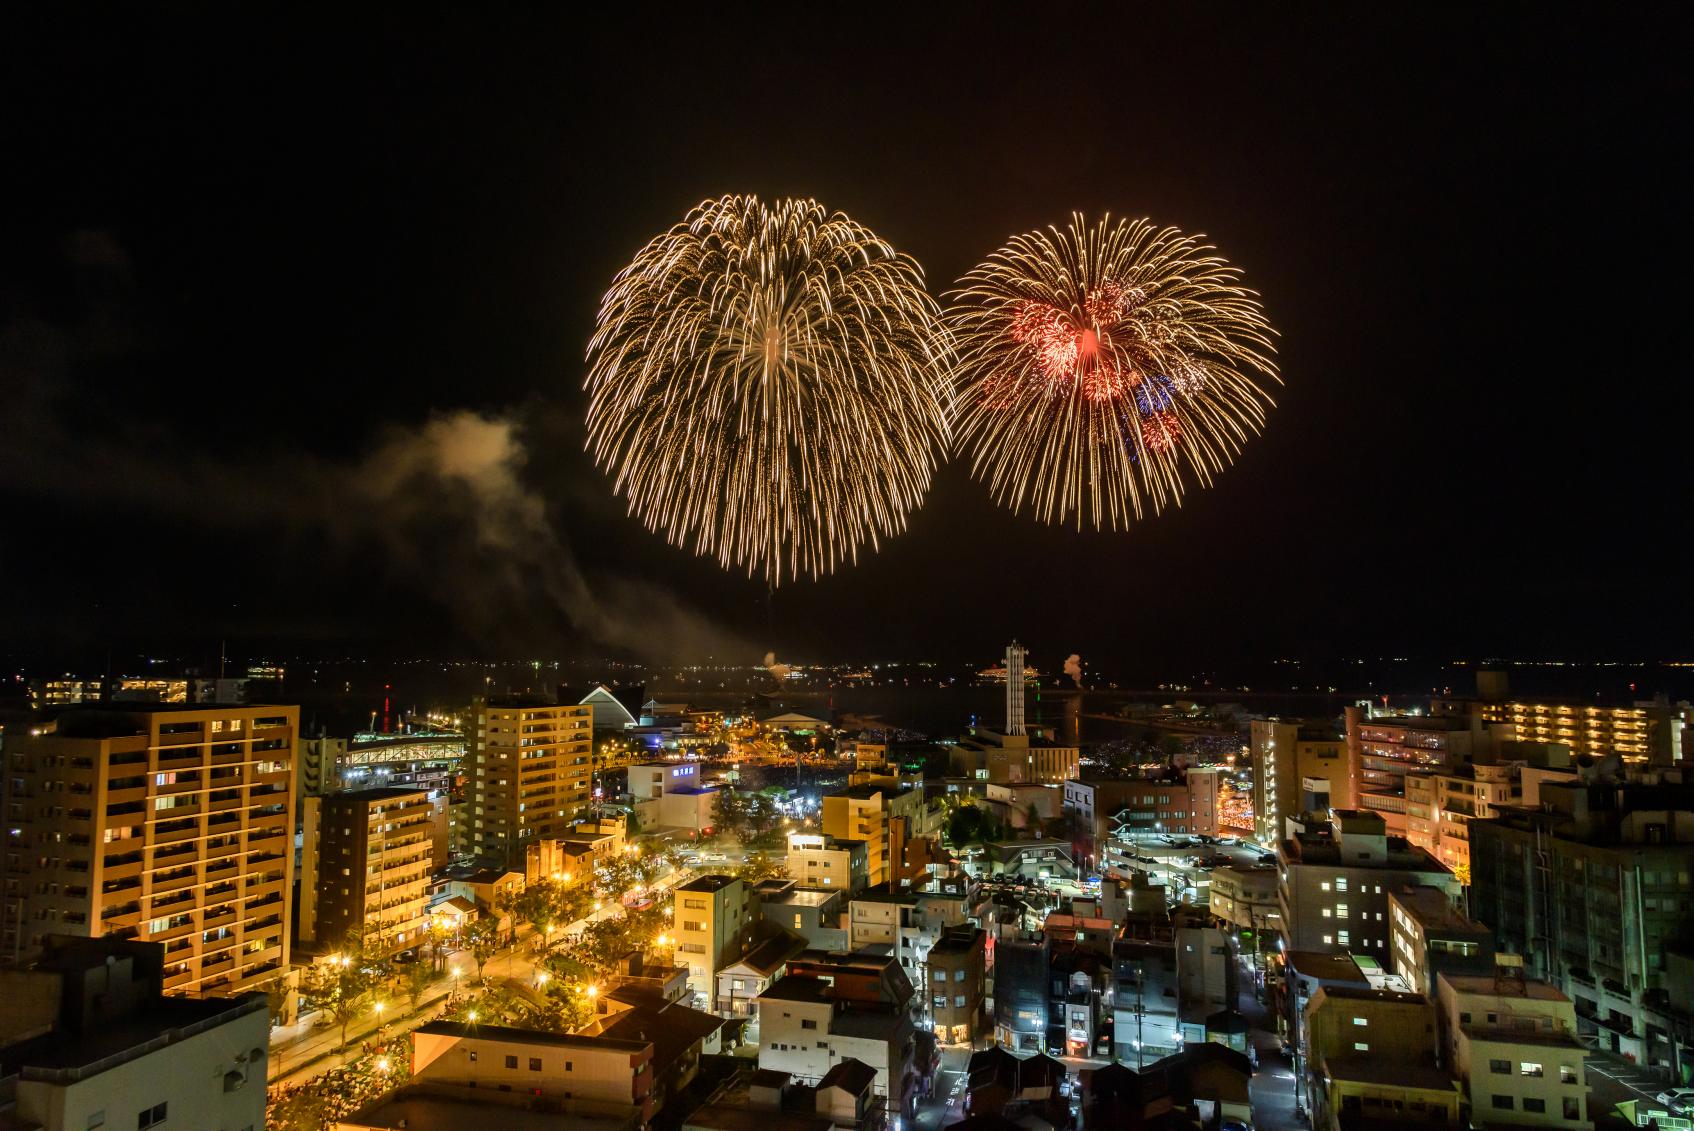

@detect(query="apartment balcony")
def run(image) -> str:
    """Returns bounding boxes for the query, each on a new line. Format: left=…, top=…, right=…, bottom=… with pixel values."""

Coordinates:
left=202, top=907, right=237, bottom=930
left=236, top=957, right=284, bottom=988
left=163, top=968, right=194, bottom=991
left=152, top=822, right=199, bottom=846
left=202, top=933, right=241, bottom=958
left=148, top=918, right=196, bottom=943
left=102, top=857, right=144, bottom=882
left=101, top=875, right=143, bottom=900
left=208, top=794, right=244, bottom=814
left=200, top=953, right=234, bottom=976
left=105, top=785, right=147, bottom=807
left=150, top=870, right=199, bottom=895
left=103, top=904, right=142, bottom=929
left=204, top=839, right=241, bottom=862
left=154, top=749, right=202, bottom=773
left=243, top=877, right=283, bottom=901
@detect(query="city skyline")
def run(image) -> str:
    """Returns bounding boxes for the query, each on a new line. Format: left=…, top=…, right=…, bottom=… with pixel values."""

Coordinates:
left=2, top=9, right=1687, bottom=667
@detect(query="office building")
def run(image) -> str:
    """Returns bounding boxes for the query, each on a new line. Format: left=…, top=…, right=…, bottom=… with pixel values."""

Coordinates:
left=673, top=874, right=758, bottom=1010
left=0, top=704, right=295, bottom=998
left=1468, top=778, right=1694, bottom=1068
left=459, top=695, right=592, bottom=867
left=300, top=786, right=434, bottom=954
left=1277, top=809, right=1458, bottom=962
left=1250, top=720, right=1352, bottom=846
left=0, top=936, right=268, bottom=1131
left=1434, top=961, right=1590, bottom=1129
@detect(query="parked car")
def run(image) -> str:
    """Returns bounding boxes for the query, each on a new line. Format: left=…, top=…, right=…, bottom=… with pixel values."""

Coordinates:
left=1655, top=1090, right=1694, bottom=1112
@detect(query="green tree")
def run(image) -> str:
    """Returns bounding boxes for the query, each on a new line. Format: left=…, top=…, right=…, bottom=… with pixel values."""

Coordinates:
left=402, top=959, right=437, bottom=1015
left=300, top=952, right=385, bottom=1052
left=465, top=916, right=501, bottom=981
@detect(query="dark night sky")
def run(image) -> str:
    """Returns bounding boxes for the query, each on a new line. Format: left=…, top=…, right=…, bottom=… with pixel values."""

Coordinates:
left=1, top=8, right=1689, bottom=670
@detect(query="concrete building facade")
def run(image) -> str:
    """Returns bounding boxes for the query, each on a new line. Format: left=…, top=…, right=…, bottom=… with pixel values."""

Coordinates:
left=459, top=696, right=592, bottom=867
left=0, top=704, right=296, bottom=999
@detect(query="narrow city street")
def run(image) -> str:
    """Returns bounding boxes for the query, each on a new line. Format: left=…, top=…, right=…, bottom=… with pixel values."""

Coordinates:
left=268, top=870, right=683, bottom=1088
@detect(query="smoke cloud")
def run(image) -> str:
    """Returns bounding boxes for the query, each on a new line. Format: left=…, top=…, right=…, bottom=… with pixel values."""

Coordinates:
left=1064, top=653, right=1083, bottom=687
left=0, top=233, right=754, bottom=662
left=762, top=651, right=793, bottom=682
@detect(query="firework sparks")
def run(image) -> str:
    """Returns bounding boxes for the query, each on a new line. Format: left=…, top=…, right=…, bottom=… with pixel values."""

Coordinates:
left=948, top=215, right=1279, bottom=529
left=585, top=195, right=954, bottom=584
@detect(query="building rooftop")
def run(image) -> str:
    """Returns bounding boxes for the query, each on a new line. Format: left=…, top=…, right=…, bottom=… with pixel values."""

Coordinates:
left=678, top=874, right=740, bottom=894
left=1319, top=1054, right=1454, bottom=1090
left=412, top=1020, right=649, bottom=1052
left=828, top=1008, right=907, bottom=1041
left=755, top=976, right=833, bottom=1005
left=852, top=883, right=918, bottom=906
left=0, top=994, right=266, bottom=1081
left=1437, top=973, right=1570, bottom=1003
left=328, top=785, right=431, bottom=802
left=1391, top=886, right=1490, bottom=936
left=1309, top=985, right=1429, bottom=1007
left=930, top=927, right=986, bottom=957
left=1285, top=951, right=1367, bottom=985
left=341, top=1082, right=634, bottom=1131
left=761, top=888, right=837, bottom=909
left=817, top=1057, right=877, bottom=1095
left=727, top=931, right=807, bottom=976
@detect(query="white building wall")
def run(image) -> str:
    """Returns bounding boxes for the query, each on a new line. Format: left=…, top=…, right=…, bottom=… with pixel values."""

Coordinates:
left=16, top=1005, right=267, bottom=1131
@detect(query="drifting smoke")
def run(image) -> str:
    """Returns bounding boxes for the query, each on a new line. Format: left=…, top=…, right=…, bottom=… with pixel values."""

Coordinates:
left=763, top=652, right=793, bottom=682
left=344, top=411, right=754, bottom=660
left=1064, top=653, right=1084, bottom=687
left=0, top=239, right=752, bottom=660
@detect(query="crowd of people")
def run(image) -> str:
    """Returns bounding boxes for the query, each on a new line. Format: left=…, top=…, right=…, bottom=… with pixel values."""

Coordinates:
left=266, top=1034, right=413, bottom=1131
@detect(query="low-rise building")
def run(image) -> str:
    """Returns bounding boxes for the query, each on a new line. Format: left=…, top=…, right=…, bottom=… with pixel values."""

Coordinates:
left=787, top=833, right=871, bottom=896
left=410, top=1019, right=656, bottom=1123
left=718, top=930, right=809, bottom=1025
left=757, top=880, right=848, bottom=952
left=949, top=728, right=1080, bottom=786
left=926, top=925, right=987, bottom=1044
left=1278, top=809, right=1458, bottom=962
left=1389, top=885, right=1495, bottom=995
left=0, top=937, right=268, bottom=1131
left=674, top=874, right=759, bottom=1010
left=755, top=951, right=918, bottom=1121
left=1434, top=961, right=1590, bottom=1130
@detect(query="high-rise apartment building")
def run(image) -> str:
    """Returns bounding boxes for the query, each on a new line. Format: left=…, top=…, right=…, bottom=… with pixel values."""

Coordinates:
left=459, top=695, right=592, bottom=867
left=0, top=704, right=296, bottom=999
left=300, top=787, right=434, bottom=954
left=1250, top=720, right=1352, bottom=846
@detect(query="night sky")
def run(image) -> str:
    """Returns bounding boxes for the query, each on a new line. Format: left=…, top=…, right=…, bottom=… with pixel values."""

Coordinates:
left=2, top=9, right=1689, bottom=669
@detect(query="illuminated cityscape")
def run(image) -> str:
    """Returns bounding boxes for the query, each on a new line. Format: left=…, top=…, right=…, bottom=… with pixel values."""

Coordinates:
left=0, top=10, right=1687, bottom=1131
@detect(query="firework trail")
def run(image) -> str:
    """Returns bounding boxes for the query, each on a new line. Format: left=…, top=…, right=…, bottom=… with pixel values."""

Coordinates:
left=948, top=215, right=1278, bottom=529
left=585, top=195, right=954, bottom=585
